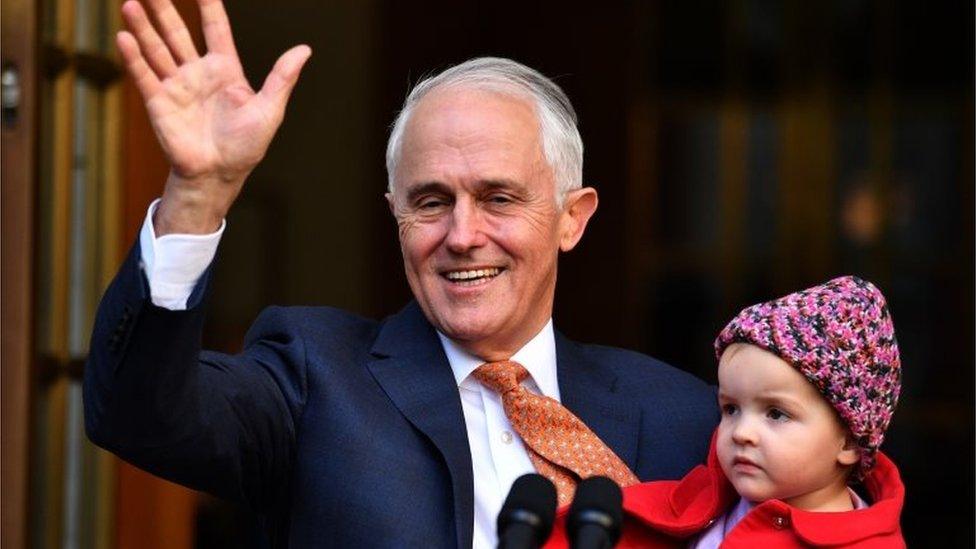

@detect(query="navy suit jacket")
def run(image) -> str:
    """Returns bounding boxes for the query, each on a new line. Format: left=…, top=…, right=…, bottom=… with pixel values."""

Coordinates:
left=84, top=244, right=718, bottom=548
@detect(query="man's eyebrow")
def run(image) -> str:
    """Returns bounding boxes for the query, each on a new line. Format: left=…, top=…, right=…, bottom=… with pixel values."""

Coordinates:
left=403, top=178, right=527, bottom=201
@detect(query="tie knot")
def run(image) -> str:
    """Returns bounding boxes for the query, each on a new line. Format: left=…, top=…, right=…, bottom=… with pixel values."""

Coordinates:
left=472, top=361, right=530, bottom=394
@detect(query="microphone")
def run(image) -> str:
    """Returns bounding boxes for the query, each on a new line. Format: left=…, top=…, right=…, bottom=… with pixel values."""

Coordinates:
left=567, top=476, right=623, bottom=549
left=496, top=474, right=558, bottom=549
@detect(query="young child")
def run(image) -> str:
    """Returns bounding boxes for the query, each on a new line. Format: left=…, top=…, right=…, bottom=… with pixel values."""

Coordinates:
left=547, top=276, right=905, bottom=548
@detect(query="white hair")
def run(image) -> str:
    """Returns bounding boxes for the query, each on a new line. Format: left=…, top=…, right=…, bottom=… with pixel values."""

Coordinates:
left=385, top=57, right=583, bottom=205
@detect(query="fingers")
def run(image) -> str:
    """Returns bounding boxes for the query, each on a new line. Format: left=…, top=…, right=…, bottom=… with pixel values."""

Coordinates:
left=121, top=0, right=178, bottom=78
left=197, top=0, right=239, bottom=58
left=145, top=0, right=200, bottom=63
left=116, top=31, right=163, bottom=99
left=256, top=45, right=312, bottom=113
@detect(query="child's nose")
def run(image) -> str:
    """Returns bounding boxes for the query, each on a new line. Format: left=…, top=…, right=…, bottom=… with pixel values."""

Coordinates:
left=731, top=416, right=759, bottom=445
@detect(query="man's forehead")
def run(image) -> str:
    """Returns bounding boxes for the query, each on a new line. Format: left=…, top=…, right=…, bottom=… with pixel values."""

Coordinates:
left=403, top=86, right=539, bottom=141
left=394, top=87, right=548, bottom=185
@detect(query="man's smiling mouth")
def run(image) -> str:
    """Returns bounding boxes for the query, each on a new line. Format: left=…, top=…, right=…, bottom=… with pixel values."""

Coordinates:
left=442, top=268, right=504, bottom=287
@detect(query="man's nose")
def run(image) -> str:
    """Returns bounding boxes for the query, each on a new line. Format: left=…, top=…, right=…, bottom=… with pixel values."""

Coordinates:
left=445, top=199, right=487, bottom=254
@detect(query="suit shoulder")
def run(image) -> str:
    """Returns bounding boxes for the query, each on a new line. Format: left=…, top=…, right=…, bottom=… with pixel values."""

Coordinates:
left=576, top=342, right=714, bottom=398
left=578, top=342, right=719, bottom=476
left=246, top=305, right=379, bottom=350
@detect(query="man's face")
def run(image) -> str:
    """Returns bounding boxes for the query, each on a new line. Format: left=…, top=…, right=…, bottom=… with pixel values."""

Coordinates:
left=388, top=87, right=595, bottom=359
left=716, top=344, right=858, bottom=511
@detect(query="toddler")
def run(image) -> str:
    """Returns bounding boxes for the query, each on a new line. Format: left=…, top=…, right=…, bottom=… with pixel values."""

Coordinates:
left=548, top=275, right=905, bottom=548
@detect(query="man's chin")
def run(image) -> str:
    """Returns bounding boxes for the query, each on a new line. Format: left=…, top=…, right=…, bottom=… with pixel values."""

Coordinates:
left=437, top=318, right=500, bottom=344
left=431, top=311, right=510, bottom=349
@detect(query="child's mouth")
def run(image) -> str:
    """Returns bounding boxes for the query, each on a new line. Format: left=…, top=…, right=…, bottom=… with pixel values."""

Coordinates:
left=732, top=456, right=762, bottom=472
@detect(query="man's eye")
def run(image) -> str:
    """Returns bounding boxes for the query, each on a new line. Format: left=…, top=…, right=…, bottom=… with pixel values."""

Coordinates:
left=767, top=408, right=790, bottom=421
left=417, top=199, right=446, bottom=210
left=721, top=404, right=738, bottom=416
left=486, top=194, right=513, bottom=204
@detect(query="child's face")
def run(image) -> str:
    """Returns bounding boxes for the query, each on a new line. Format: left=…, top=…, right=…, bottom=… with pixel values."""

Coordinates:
left=716, top=344, right=859, bottom=510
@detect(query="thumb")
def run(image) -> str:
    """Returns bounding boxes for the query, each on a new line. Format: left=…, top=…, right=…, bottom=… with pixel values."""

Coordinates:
left=256, top=44, right=312, bottom=114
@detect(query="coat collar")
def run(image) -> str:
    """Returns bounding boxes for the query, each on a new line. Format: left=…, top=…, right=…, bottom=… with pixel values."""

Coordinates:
left=621, top=431, right=905, bottom=545
left=699, top=437, right=905, bottom=545
left=786, top=451, right=904, bottom=545
left=620, top=431, right=736, bottom=537
left=367, top=301, right=474, bottom=549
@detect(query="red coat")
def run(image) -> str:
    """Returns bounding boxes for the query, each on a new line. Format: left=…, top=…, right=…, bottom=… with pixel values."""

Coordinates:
left=546, top=436, right=905, bottom=548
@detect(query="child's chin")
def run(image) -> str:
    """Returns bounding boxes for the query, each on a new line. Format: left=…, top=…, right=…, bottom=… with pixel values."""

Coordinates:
left=729, top=479, right=776, bottom=504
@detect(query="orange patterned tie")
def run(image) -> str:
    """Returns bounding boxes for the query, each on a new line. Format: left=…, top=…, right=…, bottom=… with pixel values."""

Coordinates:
left=473, top=361, right=639, bottom=505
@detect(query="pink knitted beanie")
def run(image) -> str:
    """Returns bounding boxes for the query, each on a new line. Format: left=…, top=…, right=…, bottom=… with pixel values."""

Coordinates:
left=715, top=276, right=902, bottom=479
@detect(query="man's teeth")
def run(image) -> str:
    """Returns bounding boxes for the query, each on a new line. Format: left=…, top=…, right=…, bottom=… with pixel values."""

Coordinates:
left=445, top=268, right=501, bottom=282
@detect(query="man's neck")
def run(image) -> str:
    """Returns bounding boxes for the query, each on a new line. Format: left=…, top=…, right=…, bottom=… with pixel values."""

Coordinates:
left=454, top=325, right=551, bottom=362
left=438, top=319, right=559, bottom=399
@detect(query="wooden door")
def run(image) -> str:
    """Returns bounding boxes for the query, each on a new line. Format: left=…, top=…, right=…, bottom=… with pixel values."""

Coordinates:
left=2, top=0, right=38, bottom=546
left=2, top=0, right=200, bottom=547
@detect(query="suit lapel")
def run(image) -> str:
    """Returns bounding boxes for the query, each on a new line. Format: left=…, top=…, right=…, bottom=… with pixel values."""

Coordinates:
left=366, top=302, right=473, bottom=549
left=555, top=331, right=643, bottom=474
left=363, top=305, right=643, bottom=546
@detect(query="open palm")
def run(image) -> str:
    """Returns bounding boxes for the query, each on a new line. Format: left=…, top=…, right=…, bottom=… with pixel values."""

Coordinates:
left=117, top=0, right=310, bottom=230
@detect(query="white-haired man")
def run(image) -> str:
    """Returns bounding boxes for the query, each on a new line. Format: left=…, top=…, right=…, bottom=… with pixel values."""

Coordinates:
left=85, top=1, right=717, bottom=547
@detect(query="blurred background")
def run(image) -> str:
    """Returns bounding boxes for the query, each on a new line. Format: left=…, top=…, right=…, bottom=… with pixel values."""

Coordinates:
left=2, top=0, right=973, bottom=547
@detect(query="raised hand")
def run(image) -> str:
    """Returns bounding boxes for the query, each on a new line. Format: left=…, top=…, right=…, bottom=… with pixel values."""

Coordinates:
left=117, top=0, right=311, bottom=234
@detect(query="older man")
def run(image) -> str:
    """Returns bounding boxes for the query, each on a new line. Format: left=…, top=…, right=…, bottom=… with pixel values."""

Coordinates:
left=85, top=0, right=717, bottom=547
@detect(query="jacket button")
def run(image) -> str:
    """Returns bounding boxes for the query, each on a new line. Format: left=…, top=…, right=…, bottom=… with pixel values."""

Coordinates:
left=772, top=516, right=789, bottom=529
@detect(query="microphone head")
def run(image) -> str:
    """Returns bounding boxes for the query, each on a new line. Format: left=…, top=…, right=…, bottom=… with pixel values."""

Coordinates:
left=567, top=476, right=623, bottom=546
left=498, top=474, right=558, bottom=543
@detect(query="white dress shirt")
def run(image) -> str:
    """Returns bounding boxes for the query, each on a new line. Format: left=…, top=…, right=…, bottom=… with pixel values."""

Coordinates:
left=138, top=200, right=557, bottom=548
left=438, top=323, right=559, bottom=549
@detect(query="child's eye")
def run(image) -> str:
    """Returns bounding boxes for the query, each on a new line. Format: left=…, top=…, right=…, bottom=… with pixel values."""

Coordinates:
left=767, top=408, right=790, bottom=421
left=721, top=404, right=739, bottom=416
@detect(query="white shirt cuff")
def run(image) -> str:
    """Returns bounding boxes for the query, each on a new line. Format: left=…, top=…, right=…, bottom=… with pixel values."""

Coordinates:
left=139, top=198, right=225, bottom=310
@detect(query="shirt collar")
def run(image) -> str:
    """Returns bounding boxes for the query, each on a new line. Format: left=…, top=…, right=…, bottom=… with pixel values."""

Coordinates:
left=437, top=319, right=560, bottom=401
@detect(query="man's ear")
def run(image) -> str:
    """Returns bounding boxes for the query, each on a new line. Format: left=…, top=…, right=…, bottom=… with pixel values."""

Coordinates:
left=558, top=187, right=598, bottom=252
left=385, top=192, right=396, bottom=216
left=836, top=436, right=860, bottom=467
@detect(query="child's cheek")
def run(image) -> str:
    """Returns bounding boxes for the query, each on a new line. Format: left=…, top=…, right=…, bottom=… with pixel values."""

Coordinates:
left=714, top=427, right=736, bottom=475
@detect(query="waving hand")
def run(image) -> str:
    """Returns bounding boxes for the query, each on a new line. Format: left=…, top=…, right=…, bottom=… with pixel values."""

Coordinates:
left=117, top=0, right=311, bottom=234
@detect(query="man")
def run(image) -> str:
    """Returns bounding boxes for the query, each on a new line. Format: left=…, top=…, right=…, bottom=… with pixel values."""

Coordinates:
left=85, top=0, right=717, bottom=547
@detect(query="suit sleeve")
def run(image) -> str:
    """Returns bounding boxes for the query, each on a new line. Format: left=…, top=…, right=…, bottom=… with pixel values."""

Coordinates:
left=83, top=241, right=307, bottom=511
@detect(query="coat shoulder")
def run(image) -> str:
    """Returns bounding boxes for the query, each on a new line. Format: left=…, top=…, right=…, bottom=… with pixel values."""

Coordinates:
left=574, top=342, right=716, bottom=403
left=567, top=339, right=719, bottom=478
left=245, top=305, right=381, bottom=355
